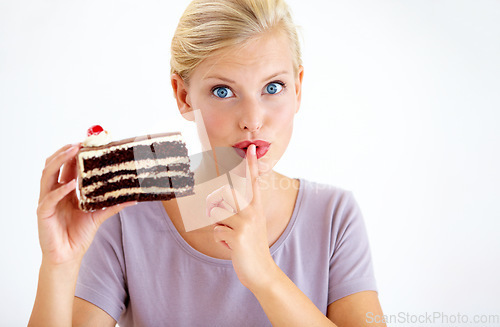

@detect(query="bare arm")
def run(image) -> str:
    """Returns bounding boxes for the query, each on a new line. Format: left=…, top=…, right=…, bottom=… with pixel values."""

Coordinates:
left=29, top=259, right=81, bottom=326
left=72, top=298, right=116, bottom=327
left=29, top=259, right=117, bottom=327
left=251, top=271, right=386, bottom=326
left=251, top=264, right=336, bottom=326
left=327, top=291, right=386, bottom=326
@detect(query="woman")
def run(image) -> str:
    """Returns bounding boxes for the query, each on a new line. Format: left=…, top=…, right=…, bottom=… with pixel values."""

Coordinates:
left=29, top=0, right=385, bottom=325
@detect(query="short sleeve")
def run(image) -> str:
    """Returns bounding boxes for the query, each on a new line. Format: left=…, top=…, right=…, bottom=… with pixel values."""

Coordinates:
left=75, top=213, right=128, bottom=322
left=328, top=192, right=378, bottom=304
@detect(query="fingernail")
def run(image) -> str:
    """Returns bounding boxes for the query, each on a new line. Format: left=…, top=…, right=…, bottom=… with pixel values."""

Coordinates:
left=250, top=144, right=256, bottom=156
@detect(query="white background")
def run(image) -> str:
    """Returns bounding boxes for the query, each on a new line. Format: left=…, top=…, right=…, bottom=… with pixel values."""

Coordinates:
left=1, top=0, right=499, bottom=326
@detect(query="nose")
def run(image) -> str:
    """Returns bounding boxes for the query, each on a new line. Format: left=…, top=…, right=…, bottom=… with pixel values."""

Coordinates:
left=239, top=98, right=263, bottom=132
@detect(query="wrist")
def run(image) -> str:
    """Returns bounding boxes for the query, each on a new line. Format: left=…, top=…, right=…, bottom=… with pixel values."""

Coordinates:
left=29, top=257, right=83, bottom=326
left=40, top=256, right=82, bottom=278
left=247, top=260, right=283, bottom=296
left=247, top=262, right=335, bottom=327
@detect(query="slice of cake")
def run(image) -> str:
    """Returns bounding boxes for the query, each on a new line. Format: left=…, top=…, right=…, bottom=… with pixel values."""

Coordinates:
left=76, top=125, right=194, bottom=211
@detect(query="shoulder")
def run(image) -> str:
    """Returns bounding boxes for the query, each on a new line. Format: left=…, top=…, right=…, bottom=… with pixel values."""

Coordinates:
left=297, top=178, right=358, bottom=214
left=295, top=178, right=367, bottom=245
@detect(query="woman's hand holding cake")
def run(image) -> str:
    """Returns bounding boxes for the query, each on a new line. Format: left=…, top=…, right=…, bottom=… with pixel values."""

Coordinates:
left=32, top=141, right=136, bottom=326
left=36, top=142, right=137, bottom=266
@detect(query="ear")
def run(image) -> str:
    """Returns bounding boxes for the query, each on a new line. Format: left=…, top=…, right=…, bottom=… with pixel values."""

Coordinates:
left=171, top=73, right=195, bottom=121
left=294, top=65, right=304, bottom=114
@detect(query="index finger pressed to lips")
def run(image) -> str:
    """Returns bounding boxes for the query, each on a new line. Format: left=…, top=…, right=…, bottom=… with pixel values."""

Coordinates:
left=245, top=144, right=261, bottom=207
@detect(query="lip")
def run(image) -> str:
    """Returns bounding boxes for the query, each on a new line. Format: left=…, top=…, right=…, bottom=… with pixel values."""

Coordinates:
left=232, top=140, right=271, bottom=159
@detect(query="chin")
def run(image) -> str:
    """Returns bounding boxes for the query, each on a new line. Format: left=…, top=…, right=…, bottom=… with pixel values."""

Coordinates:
left=257, top=154, right=280, bottom=176
left=257, top=163, right=271, bottom=176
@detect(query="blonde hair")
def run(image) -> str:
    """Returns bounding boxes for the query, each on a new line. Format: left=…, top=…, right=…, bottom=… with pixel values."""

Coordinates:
left=170, top=0, right=302, bottom=83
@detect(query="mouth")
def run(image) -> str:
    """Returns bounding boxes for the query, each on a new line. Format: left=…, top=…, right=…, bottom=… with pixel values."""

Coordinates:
left=232, top=140, right=271, bottom=159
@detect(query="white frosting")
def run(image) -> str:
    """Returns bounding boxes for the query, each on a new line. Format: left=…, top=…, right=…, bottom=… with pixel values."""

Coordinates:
left=79, top=157, right=190, bottom=178
left=83, top=131, right=112, bottom=147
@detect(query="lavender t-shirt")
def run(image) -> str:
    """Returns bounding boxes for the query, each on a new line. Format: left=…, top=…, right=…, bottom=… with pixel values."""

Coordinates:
left=75, top=179, right=377, bottom=326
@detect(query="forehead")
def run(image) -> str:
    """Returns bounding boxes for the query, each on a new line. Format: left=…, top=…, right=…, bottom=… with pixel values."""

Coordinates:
left=194, top=32, right=294, bottom=81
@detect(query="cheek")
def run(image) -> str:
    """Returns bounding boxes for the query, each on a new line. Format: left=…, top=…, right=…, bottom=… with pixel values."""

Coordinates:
left=271, top=101, right=296, bottom=130
left=203, top=111, right=232, bottom=138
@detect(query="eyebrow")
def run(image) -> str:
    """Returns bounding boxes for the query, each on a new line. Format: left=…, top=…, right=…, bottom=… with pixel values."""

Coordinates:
left=205, top=70, right=289, bottom=84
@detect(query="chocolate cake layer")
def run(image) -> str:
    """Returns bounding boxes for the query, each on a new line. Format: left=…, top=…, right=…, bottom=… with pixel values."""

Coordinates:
left=79, top=187, right=195, bottom=211
left=84, top=175, right=194, bottom=197
left=77, top=132, right=194, bottom=211
left=82, top=142, right=188, bottom=171
left=81, top=163, right=191, bottom=187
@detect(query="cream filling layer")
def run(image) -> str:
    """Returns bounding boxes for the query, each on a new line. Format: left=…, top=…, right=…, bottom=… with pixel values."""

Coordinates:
left=79, top=135, right=183, bottom=160
left=81, top=170, right=191, bottom=194
left=80, top=157, right=190, bottom=178
left=81, top=185, right=193, bottom=203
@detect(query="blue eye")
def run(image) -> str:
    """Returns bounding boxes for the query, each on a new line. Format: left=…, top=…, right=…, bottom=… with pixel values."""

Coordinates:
left=212, top=87, right=234, bottom=98
left=264, top=82, right=283, bottom=95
